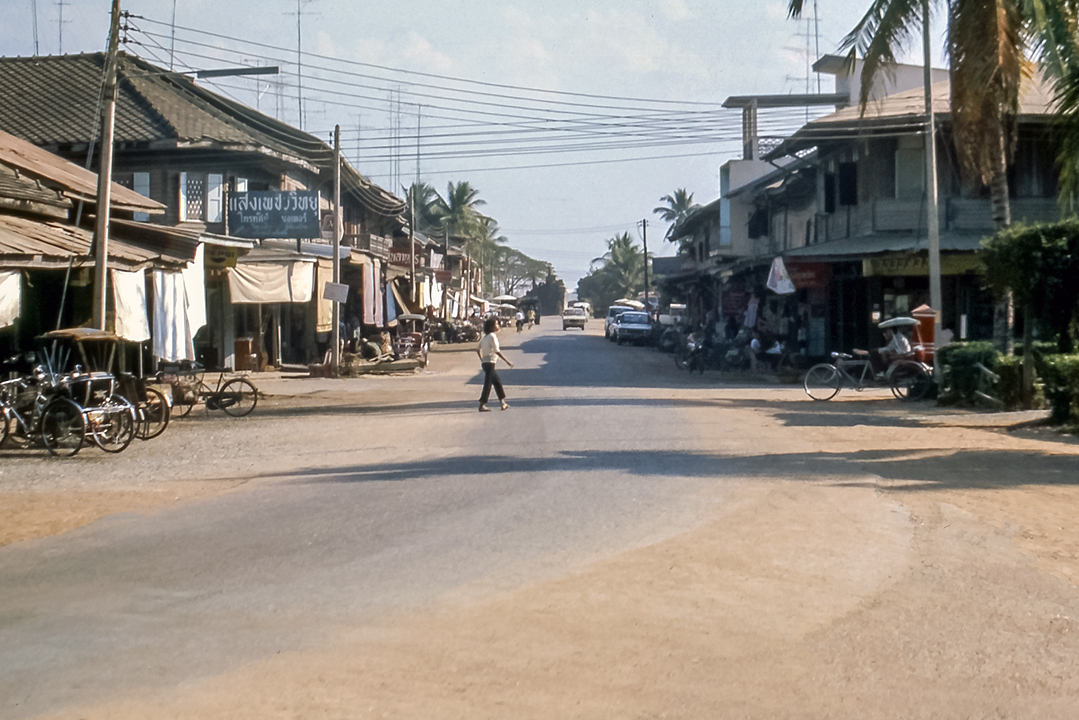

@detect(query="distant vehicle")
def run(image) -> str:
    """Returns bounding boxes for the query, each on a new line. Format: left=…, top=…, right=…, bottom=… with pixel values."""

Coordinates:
left=571, top=301, right=592, bottom=319
left=611, top=311, right=652, bottom=346
left=604, top=305, right=633, bottom=339
left=562, top=307, right=587, bottom=330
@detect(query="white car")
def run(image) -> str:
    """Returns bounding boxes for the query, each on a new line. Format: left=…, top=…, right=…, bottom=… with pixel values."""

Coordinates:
left=611, top=311, right=652, bottom=345
left=562, top=307, right=587, bottom=330
left=604, top=305, right=632, bottom=340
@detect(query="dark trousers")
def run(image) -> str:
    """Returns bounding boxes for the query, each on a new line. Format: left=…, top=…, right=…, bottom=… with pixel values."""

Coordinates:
left=480, top=362, right=505, bottom=404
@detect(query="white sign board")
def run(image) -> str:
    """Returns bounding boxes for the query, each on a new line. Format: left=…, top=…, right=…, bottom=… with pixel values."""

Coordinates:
left=323, top=281, right=349, bottom=303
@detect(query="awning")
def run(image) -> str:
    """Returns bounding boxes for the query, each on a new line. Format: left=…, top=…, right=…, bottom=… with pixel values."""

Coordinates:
left=391, top=280, right=413, bottom=315
left=784, top=232, right=986, bottom=259
left=228, top=260, right=315, bottom=304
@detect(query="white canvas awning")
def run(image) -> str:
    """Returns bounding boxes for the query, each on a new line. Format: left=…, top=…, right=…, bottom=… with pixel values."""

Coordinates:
left=228, top=260, right=315, bottom=304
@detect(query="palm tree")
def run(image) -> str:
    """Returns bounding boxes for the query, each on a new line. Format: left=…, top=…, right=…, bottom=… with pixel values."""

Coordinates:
left=402, top=181, right=442, bottom=235
left=434, top=181, right=486, bottom=240
left=653, top=189, right=698, bottom=243
left=591, top=232, right=646, bottom=302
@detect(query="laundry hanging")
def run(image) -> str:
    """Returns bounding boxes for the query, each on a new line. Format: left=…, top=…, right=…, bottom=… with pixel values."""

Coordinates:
left=153, top=270, right=192, bottom=361
left=111, top=268, right=151, bottom=342
left=0, top=270, right=20, bottom=329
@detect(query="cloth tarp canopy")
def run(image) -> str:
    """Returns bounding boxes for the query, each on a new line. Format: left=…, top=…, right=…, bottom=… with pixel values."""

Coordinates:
left=316, top=257, right=334, bottom=333
left=390, top=280, right=412, bottom=315
left=228, top=261, right=314, bottom=304
left=385, top=283, right=398, bottom=326
left=111, top=268, right=150, bottom=342
left=0, top=270, right=19, bottom=328
left=152, top=246, right=207, bottom=361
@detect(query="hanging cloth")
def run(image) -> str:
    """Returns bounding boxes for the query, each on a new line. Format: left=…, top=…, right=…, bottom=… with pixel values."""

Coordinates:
left=153, top=270, right=192, bottom=361
left=0, top=270, right=20, bottom=329
left=385, top=283, right=398, bottom=327
left=111, top=268, right=151, bottom=342
left=372, top=260, right=384, bottom=326
left=766, top=256, right=796, bottom=295
left=183, top=244, right=207, bottom=333
left=362, top=261, right=377, bottom=325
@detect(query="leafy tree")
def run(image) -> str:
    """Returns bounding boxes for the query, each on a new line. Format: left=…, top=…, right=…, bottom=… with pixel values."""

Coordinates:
left=576, top=232, right=648, bottom=309
left=434, top=181, right=486, bottom=240
left=653, top=189, right=699, bottom=244
left=982, top=220, right=1079, bottom=352
left=402, top=181, right=443, bottom=235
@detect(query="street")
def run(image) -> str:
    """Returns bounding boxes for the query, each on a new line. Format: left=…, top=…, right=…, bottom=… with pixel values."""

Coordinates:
left=3, top=319, right=1079, bottom=719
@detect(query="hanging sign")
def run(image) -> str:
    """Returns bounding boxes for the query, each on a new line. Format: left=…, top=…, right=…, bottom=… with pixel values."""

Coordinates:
left=228, top=191, right=321, bottom=239
left=323, top=281, right=349, bottom=303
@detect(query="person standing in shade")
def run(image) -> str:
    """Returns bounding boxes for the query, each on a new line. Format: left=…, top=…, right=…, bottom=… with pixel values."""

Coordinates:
left=477, top=317, right=513, bottom=412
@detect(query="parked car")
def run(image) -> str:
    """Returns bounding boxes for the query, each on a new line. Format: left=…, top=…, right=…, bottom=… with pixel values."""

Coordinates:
left=604, top=305, right=633, bottom=339
left=611, top=311, right=652, bottom=345
left=562, top=306, right=587, bottom=330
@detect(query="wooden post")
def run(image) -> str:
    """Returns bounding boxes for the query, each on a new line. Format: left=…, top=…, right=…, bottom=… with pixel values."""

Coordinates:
left=92, top=0, right=122, bottom=330
left=331, top=125, right=341, bottom=373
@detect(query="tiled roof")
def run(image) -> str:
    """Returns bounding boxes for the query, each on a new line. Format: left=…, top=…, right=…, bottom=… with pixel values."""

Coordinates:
left=0, top=52, right=405, bottom=217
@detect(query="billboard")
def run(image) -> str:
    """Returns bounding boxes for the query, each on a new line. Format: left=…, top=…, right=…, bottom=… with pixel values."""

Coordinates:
left=228, top=191, right=321, bottom=239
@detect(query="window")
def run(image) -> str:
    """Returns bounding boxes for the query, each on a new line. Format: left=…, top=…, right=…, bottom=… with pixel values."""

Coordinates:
left=115, top=172, right=151, bottom=221
left=823, top=172, right=836, bottom=213
left=895, top=137, right=925, bottom=200
left=837, top=162, right=858, bottom=205
left=178, top=172, right=224, bottom=223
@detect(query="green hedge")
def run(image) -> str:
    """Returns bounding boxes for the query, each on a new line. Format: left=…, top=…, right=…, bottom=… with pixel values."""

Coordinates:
left=1039, top=354, right=1079, bottom=426
left=937, top=342, right=1000, bottom=406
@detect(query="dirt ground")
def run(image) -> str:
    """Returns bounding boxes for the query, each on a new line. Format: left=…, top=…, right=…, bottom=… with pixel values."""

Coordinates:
left=6, top=338, right=1079, bottom=719
left=7, top=405, right=1077, bottom=718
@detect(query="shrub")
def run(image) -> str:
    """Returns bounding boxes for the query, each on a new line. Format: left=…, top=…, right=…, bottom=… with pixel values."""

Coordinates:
left=937, top=342, right=1000, bottom=406
left=1038, top=354, right=1079, bottom=426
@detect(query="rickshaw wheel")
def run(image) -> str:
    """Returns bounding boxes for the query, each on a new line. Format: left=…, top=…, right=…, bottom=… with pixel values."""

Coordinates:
left=891, top=362, right=931, bottom=401
left=40, top=398, right=86, bottom=457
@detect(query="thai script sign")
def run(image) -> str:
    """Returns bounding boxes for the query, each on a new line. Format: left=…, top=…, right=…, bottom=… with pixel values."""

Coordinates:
left=863, top=254, right=984, bottom=277
left=228, top=191, right=321, bottom=239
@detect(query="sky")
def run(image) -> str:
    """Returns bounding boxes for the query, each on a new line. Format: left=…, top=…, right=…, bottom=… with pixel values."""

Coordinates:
left=1, top=0, right=948, bottom=290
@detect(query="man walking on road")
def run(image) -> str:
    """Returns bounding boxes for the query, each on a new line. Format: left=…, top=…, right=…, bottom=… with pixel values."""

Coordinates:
left=477, top=317, right=513, bottom=412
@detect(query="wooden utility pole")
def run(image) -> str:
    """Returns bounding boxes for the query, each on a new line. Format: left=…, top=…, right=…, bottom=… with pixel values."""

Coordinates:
left=410, top=186, right=417, bottom=304
left=92, top=0, right=122, bottom=330
left=922, top=0, right=943, bottom=380
left=331, top=124, right=341, bottom=373
left=641, top=218, right=650, bottom=314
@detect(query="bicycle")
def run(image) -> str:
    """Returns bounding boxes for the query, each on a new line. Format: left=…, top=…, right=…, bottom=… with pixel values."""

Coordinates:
left=803, top=351, right=932, bottom=402
left=162, top=363, right=258, bottom=418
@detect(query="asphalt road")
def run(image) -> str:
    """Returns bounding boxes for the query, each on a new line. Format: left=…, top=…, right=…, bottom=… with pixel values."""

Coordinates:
left=5, top=320, right=1079, bottom=719
left=1, top=321, right=740, bottom=718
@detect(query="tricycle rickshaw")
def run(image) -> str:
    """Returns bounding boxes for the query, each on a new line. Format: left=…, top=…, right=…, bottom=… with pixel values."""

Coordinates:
left=394, top=313, right=430, bottom=367
left=803, top=316, right=934, bottom=401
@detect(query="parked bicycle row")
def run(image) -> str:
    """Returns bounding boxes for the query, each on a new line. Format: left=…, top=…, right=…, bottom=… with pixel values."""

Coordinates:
left=1, top=329, right=256, bottom=457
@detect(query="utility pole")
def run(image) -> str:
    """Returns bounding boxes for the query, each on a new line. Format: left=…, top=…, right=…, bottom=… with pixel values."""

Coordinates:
left=92, top=0, right=122, bottom=331
left=410, top=186, right=417, bottom=304
left=922, top=0, right=943, bottom=380
left=169, top=0, right=177, bottom=70
left=56, top=0, right=69, bottom=53
left=415, top=104, right=421, bottom=183
left=331, top=125, right=341, bottom=374
left=641, top=219, right=650, bottom=315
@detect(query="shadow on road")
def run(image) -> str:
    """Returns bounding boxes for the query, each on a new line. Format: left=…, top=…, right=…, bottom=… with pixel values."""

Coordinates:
left=261, top=447, right=1078, bottom=493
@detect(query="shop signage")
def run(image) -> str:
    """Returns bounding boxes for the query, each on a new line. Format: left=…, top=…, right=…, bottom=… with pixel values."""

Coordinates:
left=786, top=262, right=831, bottom=289
left=435, top=270, right=451, bottom=284
left=227, top=191, right=321, bottom=239
left=863, top=254, right=984, bottom=277
left=323, top=281, right=349, bottom=303
left=388, top=250, right=413, bottom=267
left=204, top=246, right=238, bottom=269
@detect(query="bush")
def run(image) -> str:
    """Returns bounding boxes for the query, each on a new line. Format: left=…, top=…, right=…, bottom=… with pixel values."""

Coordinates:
left=1038, top=354, right=1079, bottom=426
left=937, top=342, right=1000, bottom=406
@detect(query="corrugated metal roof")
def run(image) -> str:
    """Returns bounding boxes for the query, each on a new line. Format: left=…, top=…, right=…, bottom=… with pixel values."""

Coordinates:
left=784, top=232, right=987, bottom=259
left=0, top=214, right=194, bottom=269
left=0, top=128, right=164, bottom=213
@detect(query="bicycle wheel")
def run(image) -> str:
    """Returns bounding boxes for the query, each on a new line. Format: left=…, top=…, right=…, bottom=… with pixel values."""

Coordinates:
left=890, top=363, right=931, bottom=401
left=136, top=387, right=171, bottom=440
left=804, top=364, right=842, bottom=401
left=88, top=398, right=137, bottom=453
left=218, top=378, right=258, bottom=417
left=40, top=398, right=86, bottom=457
left=174, top=382, right=206, bottom=418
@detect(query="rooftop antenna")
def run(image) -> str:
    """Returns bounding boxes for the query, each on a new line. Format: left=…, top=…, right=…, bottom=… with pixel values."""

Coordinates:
left=56, top=0, right=70, bottom=53
left=31, top=0, right=39, bottom=55
left=289, top=0, right=318, bottom=131
left=169, top=0, right=177, bottom=70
